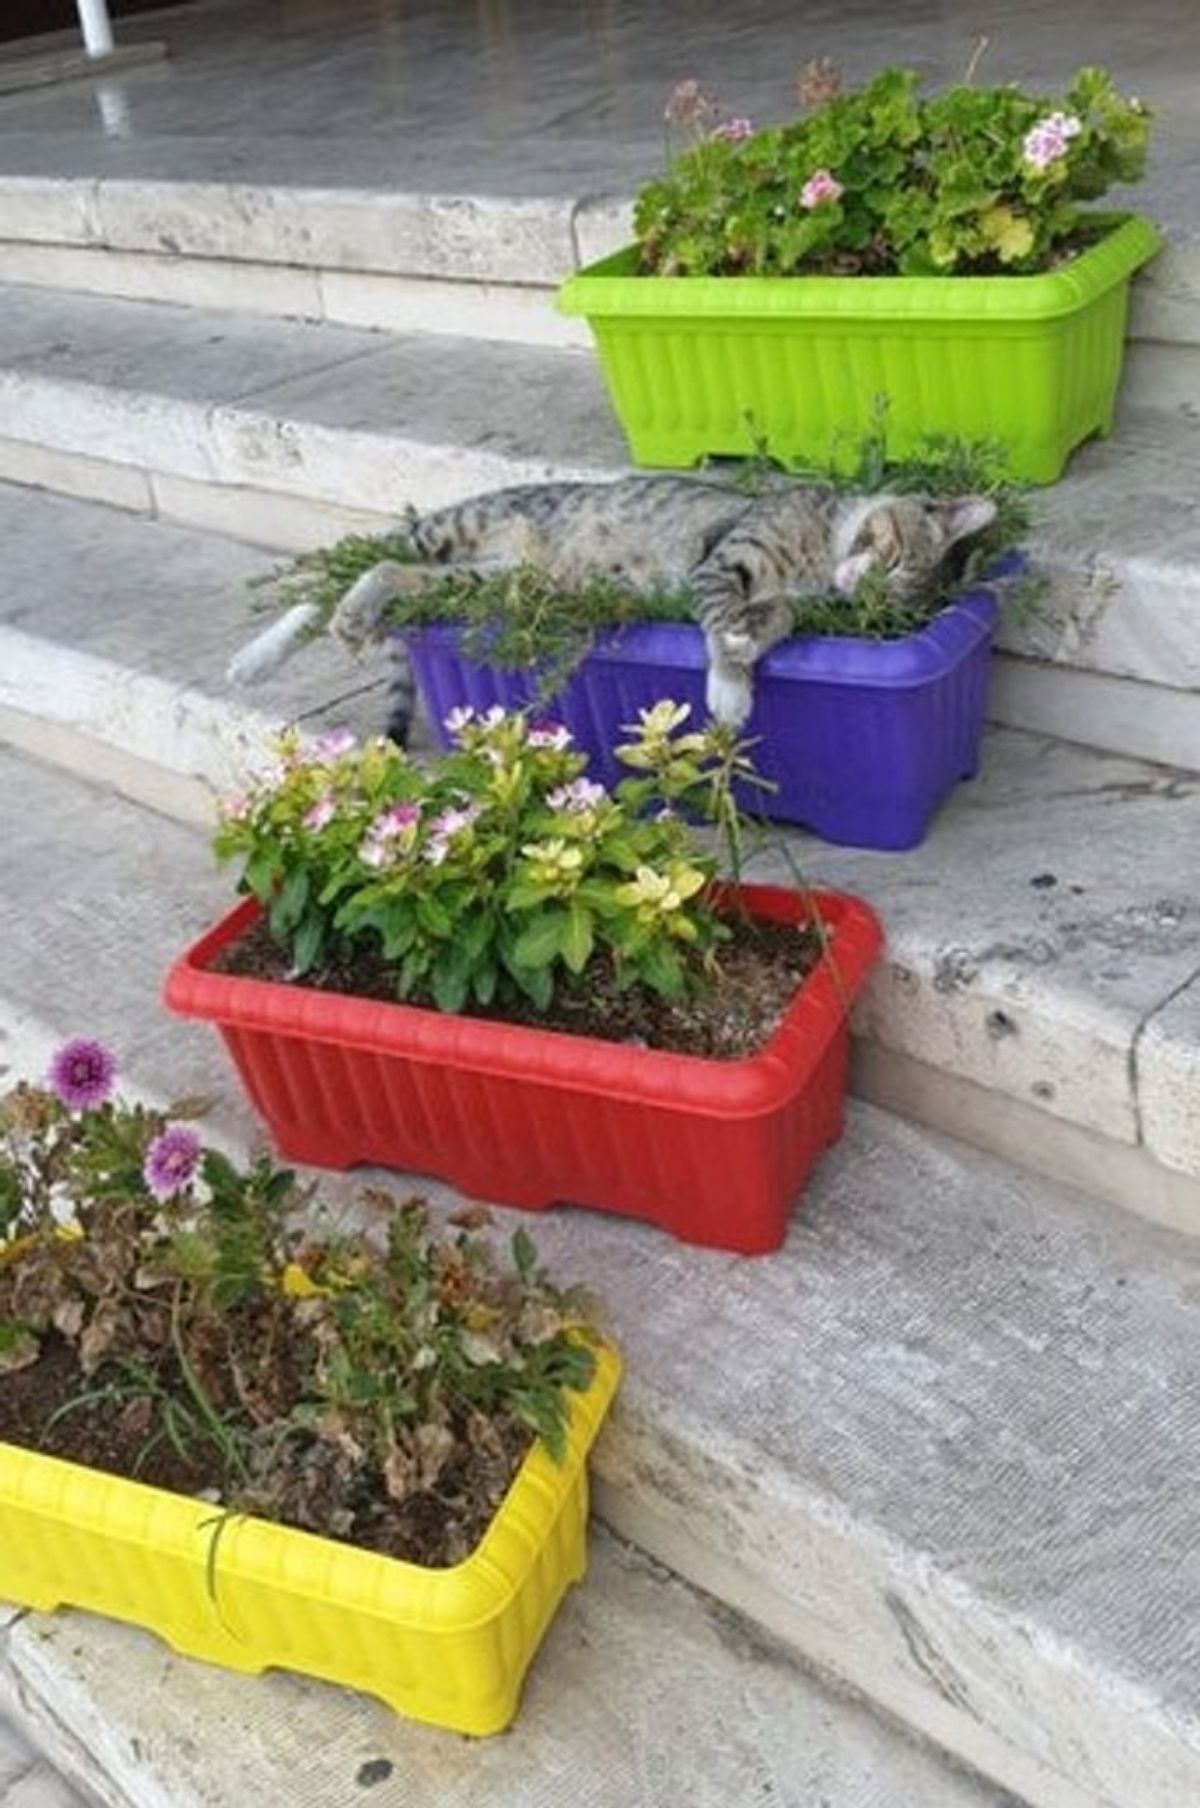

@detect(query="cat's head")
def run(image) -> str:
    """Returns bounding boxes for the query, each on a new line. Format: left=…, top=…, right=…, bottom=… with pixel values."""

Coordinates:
left=834, top=495, right=997, bottom=600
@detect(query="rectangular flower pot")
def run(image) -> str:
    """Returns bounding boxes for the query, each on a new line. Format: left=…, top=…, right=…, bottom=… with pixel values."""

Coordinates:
left=406, top=570, right=1008, bottom=851
left=165, top=886, right=882, bottom=1255
left=0, top=1341, right=619, bottom=1735
left=557, top=216, right=1160, bottom=483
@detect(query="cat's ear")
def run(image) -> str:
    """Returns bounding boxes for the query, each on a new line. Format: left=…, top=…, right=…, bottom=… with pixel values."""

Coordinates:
left=834, top=550, right=877, bottom=595
left=935, top=496, right=997, bottom=542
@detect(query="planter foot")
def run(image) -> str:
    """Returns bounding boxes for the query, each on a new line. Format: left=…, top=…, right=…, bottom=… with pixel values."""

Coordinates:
left=271, top=1126, right=360, bottom=1170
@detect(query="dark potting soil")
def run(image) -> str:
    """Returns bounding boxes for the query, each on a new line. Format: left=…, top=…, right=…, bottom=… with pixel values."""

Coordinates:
left=215, top=912, right=826, bottom=1060
left=0, top=1322, right=531, bottom=1570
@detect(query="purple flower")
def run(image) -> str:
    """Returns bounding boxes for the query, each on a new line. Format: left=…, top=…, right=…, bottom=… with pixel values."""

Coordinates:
left=547, top=777, right=607, bottom=814
left=312, top=727, right=356, bottom=761
left=49, top=1038, right=116, bottom=1112
left=712, top=116, right=754, bottom=144
left=800, top=168, right=843, bottom=209
left=143, top=1125, right=203, bottom=1202
left=302, top=793, right=337, bottom=832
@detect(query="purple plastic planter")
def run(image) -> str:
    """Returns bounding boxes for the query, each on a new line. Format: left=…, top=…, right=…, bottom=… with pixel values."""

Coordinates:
left=404, top=568, right=1012, bottom=851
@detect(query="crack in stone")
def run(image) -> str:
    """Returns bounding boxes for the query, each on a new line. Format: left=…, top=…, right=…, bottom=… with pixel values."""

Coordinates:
left=884, top=1591, right=980, bottom=1722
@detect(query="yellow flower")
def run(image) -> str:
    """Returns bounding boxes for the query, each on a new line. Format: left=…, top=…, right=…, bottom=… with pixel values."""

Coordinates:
left=520, top=837, right=586, bottom=894
left=617, top=698, right=710, bottom=768
left=615, top=861, right=707, bottom=922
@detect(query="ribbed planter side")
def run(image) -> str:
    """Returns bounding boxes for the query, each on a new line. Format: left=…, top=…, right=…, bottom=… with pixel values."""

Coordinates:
left=0, top=1345, right=620, bottom=1734
left=165, top=887, right=883, bottom=1255
left=405, top=580, right=1003, bottom=851
left=558, top=217, right=1160, bottom=482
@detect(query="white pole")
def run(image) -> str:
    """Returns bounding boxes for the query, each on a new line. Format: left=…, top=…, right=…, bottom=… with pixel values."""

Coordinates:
left=75, top=0, right=116, bottom=59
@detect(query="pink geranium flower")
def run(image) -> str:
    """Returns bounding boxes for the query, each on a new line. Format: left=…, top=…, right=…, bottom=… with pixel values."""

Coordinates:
left=800, top=168, right=843, bottom=209
left=1023, top=112, right=1081, bottom=170
left=712, top=116, right=754, bottom=144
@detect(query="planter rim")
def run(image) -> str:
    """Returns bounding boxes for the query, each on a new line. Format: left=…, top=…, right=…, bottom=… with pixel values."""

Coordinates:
left=558, top=214, right=1160, bottom=324
left=0, top=1340, right=620, bottom=1634
left=165, top=886, right=883, bottom=1117
left=405, top=560, right=1015, bottom=694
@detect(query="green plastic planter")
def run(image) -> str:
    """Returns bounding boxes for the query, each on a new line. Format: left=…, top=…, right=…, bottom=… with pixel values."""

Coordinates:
left=558, top=215, right=1160, bottom=484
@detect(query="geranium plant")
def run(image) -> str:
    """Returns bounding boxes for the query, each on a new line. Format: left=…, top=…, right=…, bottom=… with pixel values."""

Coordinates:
left=214, top=705, right=762, bottom=1013
left=637, top=63, right=1150, bottom=277
left=0, top=1041, right=602, bottom=1564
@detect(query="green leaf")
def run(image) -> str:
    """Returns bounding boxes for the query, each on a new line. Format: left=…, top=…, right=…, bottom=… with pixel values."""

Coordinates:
left=291, top=913, right=324, bottom=976
left=512, top=1227, right=538, bottom=1279
left=511, top=910, right=565, bottom=970
left=270, top=865, right=310, bottom=938
left=561, top=902, right=594, bottom=975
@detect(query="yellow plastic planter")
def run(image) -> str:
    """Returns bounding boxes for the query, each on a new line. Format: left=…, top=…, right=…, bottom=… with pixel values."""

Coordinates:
left=0, top=1343, right=620, bottom=1734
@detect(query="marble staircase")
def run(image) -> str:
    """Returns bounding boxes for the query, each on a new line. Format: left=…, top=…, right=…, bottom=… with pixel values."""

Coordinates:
left=2, top=5, right=1200, bottom=1801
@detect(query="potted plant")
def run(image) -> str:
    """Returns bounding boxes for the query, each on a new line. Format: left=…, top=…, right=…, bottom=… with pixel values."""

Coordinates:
left=165, top=709, right=882, bottom=1253
left=558, top=63, right=1158, bottom=482
left=0, top=1043, right=619, bottom=1734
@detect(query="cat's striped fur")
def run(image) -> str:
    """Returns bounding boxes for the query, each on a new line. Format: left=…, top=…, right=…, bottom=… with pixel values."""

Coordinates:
left=230, top=476, right=995, bottom=739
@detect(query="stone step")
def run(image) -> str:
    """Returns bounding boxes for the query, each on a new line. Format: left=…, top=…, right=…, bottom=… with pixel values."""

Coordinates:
left=0, top=282, right=1197, bottom=772
left=3, top=745, right=1200, bottom=1808
left=0, top=168, right=1194, bottom=393
left=0, top=1533, right=1006, bottom=1808
left=0, top=483, right=1196, bottom=1224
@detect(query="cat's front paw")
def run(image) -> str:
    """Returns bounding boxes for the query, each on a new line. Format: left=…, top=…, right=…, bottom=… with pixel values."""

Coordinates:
left=331, top=562, right=409, bottom=649
left=706, top=661, right=754, bottom=727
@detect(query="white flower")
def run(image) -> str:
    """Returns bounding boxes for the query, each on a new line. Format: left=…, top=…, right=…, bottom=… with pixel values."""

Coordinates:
left=444, top=705, right=475, bottom=736
left=528, top=721, right=573, bottom=751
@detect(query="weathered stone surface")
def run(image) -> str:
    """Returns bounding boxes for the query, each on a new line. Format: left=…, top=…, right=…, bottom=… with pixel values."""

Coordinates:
left=1139, top=977, right=1200, bottom=1176
left=0, top=284, right=619, bottom=514
left=752, top=727, right=1200, bottom=1159
left=0, top=42, right=165, bottom=99
left=4, top=748, right=1200, bottom=1805
left=1000, top=410, right=1200, bottom=695
left=0, top=1537, right=1005, bottom=1808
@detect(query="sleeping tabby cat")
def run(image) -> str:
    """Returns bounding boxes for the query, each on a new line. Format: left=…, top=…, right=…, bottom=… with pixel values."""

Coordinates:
left=229, top=475, right=996, bottom=739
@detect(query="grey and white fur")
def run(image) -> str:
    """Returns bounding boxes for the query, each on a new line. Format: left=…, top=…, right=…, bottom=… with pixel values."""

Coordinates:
left=229, top=475, right=996, bottom=741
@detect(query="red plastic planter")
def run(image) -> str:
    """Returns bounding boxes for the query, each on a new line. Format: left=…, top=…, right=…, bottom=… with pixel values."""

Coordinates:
left=164, top=886, right=882, bottom=1254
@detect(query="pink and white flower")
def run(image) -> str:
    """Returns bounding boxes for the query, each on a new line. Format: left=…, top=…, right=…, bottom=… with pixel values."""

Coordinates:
left=358, top=802, right=421, bottom=869
left=546, top=777, right=607, bottom=815
left=799, top=168, right=843, bottom=210
left=302, top=793, right=337, bottom=833
left=711, top=116, right=754, bottom=144
left=218, top=792, right=252, bottom=823
left=312, top=727, right=356, bottom=761
left=424, top=803, right=481, bottom=865
left=1022, top=111, right=1082, bottom=170
left=429, top=804, right=480, bottom=840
